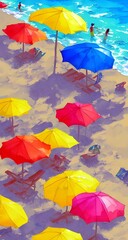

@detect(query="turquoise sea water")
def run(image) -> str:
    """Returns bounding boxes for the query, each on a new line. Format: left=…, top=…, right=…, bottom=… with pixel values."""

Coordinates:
left=3, top=0, right=128, bottom=76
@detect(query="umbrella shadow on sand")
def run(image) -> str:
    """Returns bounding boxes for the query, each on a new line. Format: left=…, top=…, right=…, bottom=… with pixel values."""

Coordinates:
left=29, top=73, right=78, bottom=107
left=99, top=216, right=126, bottom=231
left=0, top=35, right=20, bottom=60
left=32, top=121, right=53, bottom=134
left=0, top=119, right=15, bottom=138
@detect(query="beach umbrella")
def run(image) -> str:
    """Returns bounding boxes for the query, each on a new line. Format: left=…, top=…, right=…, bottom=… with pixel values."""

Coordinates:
left=56, top=102, right=101, bottom=142
left=0, top=135, right=51, bottom=178
left=70, top=192, right=125, bottom=239
left=32, top=227, right=83, bottom=240
left=61, top=42, right=114, bottom=83
left=3, top=23, right=47, bottom=52
left=0, top=97, right=31, bottom=132
left=0, top=1, right=7, bottom=8
left=34, top=127, right=79, bottom=149
left=29, top=7, right=87, bottom=73
left=44, top=170, right=100, bottom=208
left=0, top=195, right=28, bottom=228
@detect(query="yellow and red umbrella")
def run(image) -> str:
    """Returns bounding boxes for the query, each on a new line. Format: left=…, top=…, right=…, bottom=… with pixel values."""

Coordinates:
left=0, top=195, right=28, bottom=228
left=3, top=23, right=47, bottom=52
left=44, top=170, right=100, bottom=207
left=29, top=7, right=87, bottom=73
left=0, top=135, right=51, bottom=177
left=32, top=227, right=83, bottom=240
left=34, top=127, right=79, bottom=149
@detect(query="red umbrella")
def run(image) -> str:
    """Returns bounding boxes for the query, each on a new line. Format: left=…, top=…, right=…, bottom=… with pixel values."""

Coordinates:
left=2, top=23, right=47, bottom=52
left=70, top=192, right=125, bottom=239
left=0, top=135, right=51, bottom=178
left=56, top=102, right=101, bottom=143
left=0, top=1, right=8, bottom=8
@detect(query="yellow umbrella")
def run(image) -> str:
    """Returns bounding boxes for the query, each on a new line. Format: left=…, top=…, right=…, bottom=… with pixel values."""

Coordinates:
left=0, top=97, right=31, bottom=131
left=34, top=127, right=79, bottom=149
left=44, top=170, right=100, bottom=207
left=29, top=7, right=87, bottom=73
left=0, top=195, right=28, bottom=228
left=32, top=227, right=83, bottom=240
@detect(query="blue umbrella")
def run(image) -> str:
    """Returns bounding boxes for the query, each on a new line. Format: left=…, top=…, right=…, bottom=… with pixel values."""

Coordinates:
left=60, top=42, right=114, bottom=73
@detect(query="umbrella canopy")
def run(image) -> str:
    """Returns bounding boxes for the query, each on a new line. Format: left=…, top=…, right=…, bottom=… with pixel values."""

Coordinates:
left=0, top=135, right=51, bottom=164
left=29, top=7, right=87, bottom=73
left=0, top=98, right=31, bottom=117
left=61, top=42, right=114, bottom=73
left=32, top=227, right=83, bottom=240
left=0, top=195, right=28, bottom=228
left=70, top=192, right=125, bottom=238
left=56, top=102, right=101, bottom=127
left=44, top=170, right=100, bottom=207
left=3, top=23, right=47, bottom=52
left=34, top=127, right=79, bottom=149
left=0, top=1, right=7, bottom=8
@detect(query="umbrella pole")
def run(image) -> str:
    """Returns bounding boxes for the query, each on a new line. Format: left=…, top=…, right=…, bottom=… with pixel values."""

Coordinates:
left=66, top=206, right=68, bottom=212
left=22, top=42, right=24, bottom=52
left=53, top=30, right=58, bottom=74
left=78, top=125, right=80, bottom=150
left=86, top=69, right=88, bottom=86
left=22, top=163, right=24, bottom=179
left=95, top=222, right=98, bottom=239
left=11, top=117, right=15, bottom=136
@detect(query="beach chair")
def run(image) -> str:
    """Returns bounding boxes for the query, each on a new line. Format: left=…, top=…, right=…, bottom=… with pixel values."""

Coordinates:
left=49, top=154, right=70, bottom=171
left=116, top=168, right=128, bottom=181
left=4, top=170, right=44, bottom=195
left=28, top=47, right=46, bottom=61
left=3, top=170, right=28, bottom=187
left=62, top=68, right=86, bottom=82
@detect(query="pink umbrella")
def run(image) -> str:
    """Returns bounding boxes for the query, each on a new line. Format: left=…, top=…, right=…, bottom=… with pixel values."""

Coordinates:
left=70, top=192, right=125, bottom=239
left=56, top=102, right=101, bottom=144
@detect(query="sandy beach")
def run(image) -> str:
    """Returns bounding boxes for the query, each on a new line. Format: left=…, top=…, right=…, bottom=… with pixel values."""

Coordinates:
left=0, top=9, right=128, bottom=240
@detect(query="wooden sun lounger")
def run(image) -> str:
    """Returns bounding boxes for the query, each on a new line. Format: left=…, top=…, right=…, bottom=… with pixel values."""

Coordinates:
left=4, top=170, right=44, bottom=195
left=49, top=154, right=70, bottom=171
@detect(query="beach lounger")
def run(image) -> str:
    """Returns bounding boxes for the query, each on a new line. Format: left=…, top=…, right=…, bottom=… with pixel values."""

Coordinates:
left=4, top=170, right=44, bottom=195
left=15, top=48, right=45, bottom=63
left=62, top=68, right=101, bottom=93
left=49, top=154, right=70, bottom=171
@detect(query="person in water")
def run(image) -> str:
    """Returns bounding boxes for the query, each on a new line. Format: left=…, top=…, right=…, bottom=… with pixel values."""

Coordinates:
left=103, top=28, right=110, bottom=42
left=18, top=2, right=22, bottom=11
left=90, top=23, right=95, bottom=37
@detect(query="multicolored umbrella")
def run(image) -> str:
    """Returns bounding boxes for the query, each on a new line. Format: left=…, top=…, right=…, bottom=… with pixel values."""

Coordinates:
left=44, top=170, right=100, bottom=208
left=70, top=192, right=125, bottom=239
left=29, top=7, right=87, bottom=73
left=0, top=97, right=31, bottom=131
left=32, top=227, right=83, bottom=240
left=56, top=102, right=101, bottom=142
left=0, top=195, right=28, bottom=228
left=0, top=135, right=51, bottom=177
left=34, top=127, right=79, bottom=149
left=0, top=1, right=7, bottom=8
left=3, top=23, right=47, bottom=52
left=61, top=42, right=114, bottom=83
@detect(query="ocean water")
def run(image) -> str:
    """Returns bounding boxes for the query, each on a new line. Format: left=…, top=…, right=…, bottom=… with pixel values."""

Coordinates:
left=3, top=0, right=128, bottom=76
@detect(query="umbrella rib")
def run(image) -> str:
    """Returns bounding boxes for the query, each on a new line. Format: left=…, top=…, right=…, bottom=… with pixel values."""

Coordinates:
left=99, top=198, right=111, bottom=222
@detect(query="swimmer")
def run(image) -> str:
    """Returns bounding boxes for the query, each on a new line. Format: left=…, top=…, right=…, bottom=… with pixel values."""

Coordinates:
left=18, top=2, right=22, bottom=11
left=103, top=28, right=110, bottom=43
left=90, top=23, right=95, bottom=38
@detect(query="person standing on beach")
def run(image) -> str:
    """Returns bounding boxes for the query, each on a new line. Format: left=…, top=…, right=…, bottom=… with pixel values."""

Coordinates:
left=18, top=2, right=22, bottom=11
left=103, top=28, right=110, bottom=43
